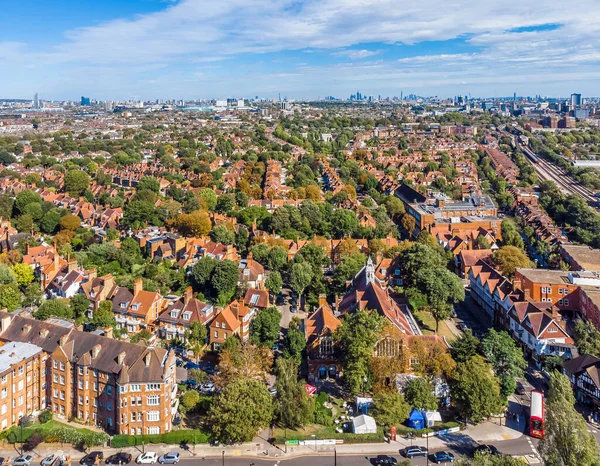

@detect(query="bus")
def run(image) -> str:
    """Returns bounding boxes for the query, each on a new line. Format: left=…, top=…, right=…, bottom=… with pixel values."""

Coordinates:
left=530, top=390, right=545, bottom=439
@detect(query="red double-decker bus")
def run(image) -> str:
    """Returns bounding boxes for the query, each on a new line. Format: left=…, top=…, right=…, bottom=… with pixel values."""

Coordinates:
left=530, top=390, right=545, bottom=438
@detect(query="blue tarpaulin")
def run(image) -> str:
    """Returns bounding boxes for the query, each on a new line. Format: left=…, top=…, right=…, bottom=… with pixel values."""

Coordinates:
left=407, top=409, right=425, bottom=429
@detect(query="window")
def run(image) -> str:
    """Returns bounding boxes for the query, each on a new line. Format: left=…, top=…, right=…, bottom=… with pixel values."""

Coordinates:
left=53, top=360, right=58, bottom=369
left=78, top=366, right=83, bottom=375
left=130, top=396, right=136, bottom=406
left=60, top=376, right=65, bottom=385
left=147, top=395, right=159, bottom=406
left=170, top=310, right=179, bottom=318
left=18, top=366, right=23, bottom=375
left=94, top=382, right=98, bottom=392
left=148, top=426, right=160, bottom=435
left=131, top=412, right=136, bottom=422
left=222, top=322, right=226, bottom=330
left=182, top=312, right=191, bottom=321
left=107, top=385, right=112, bottom=396
left=130, top=384, right=141, bottom=392
left=78, top=380, right=84, bottom=389
left=548, top=327, right=558, bottom=333
left=146, top=383, right=160, bottom=391
left=17, top=380, right=23, bottom=391
left=107, top=401, right=112, bottom=412
left=147, top=411, right=160, bottom=422
left=564, top=299, right=569, bottom=306
left=93, top=398, right=98, bottom=407
left=59, top=362, right=65, bottom=371
left=79, top=396, right=83, bottom=405
left=214, top=331, right=218, bottom=338
left=60, top=391, right=65, bottom=400
left=215, top=322, right=220, bottom=328
left=53, top=374, right=58, bottom=383
left=1, top=404, right=6, bottom=414
left=53, top=389, right=58, bottom=398
left=1, top=375, right=6, bottom=383
left=1, top=388, right=5, bottom=399
left=18, top=396, right=23, bottom=406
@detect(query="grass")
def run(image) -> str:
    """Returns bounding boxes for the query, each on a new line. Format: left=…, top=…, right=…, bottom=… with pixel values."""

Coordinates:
left=1, top=420, right=99, bottom=442
left=411, top=309, right=456, bottom=342
left=111, top=430, right=210, bottom=448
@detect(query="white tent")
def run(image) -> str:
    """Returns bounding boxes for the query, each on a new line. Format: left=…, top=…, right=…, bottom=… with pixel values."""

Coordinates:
left=425, top=411, right=442, bottom=428
left=352, top=414, right=377, bottom=434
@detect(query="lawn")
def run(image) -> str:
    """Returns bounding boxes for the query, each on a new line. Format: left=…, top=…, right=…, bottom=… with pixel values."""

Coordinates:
left=1, top=420, right=100, bottom=443
left=272, top=424, right=384, bottom=444
left=412, top=309, right=456, bottom=342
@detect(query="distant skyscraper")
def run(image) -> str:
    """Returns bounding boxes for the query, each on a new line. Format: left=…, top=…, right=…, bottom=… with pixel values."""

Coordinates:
left=81, top=96, right=91, bottom=106
left=571, top=93, right=582, bottom=108
left=33, top=93, right=39, bottom=109
left=513, top=92, right=517, bottom=101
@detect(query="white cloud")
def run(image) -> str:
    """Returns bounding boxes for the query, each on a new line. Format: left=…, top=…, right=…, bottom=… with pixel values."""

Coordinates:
left=4, top=0, right=600, bottom=98
left=334, top=49, right=382, bottom=59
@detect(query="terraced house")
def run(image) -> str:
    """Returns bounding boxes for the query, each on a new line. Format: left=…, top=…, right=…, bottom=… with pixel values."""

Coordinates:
left=0, top=313, right=176, bottom=435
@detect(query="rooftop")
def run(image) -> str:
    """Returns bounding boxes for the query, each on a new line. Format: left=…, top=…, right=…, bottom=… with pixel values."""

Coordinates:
left=0, top=341, right=43, bottom=373
left=562, top=244, right=600, bottom=271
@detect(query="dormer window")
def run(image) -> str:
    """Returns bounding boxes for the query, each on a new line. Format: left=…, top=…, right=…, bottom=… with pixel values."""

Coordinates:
left=170, top=310, right=179, bottom=318
left=215, top=322, right=220, bottom=328
left=131, top=303, right=139, bottom=311
left=120, top=302, right=127, bottom=309
left=381, top=268, right=387, bottom=275
left=222, top=322, right=226, bottom=330
left=182, top=312, right=191, bottom=321
left=244, top=269, right=250, bottom=276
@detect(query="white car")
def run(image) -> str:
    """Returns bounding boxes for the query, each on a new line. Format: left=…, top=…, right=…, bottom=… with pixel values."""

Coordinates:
left=41, top=453, right=64, bottom=466
left=200, top=382, right=215, bottom=393
left=12, top=456, right=33, bottom=466
left=135, top=453, right=157, bottom=465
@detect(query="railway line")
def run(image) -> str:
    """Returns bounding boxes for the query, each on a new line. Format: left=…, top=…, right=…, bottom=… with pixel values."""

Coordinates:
left=519, top=143, right=598, bottom=204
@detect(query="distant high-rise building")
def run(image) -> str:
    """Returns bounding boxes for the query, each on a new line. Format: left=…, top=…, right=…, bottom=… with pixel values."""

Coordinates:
left=81, top=96, right=91, bottom=106
left=571, top=93, right=582, bottom=108
left=514, top=92, right=517, bottom=101
left=33, top=93, right=39, bottom=109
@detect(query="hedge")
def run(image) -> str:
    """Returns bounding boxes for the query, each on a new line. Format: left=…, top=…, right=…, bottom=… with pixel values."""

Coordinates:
left=273, top=426, right=385, bottom=444
left=111, top=429, right=210, bottom=448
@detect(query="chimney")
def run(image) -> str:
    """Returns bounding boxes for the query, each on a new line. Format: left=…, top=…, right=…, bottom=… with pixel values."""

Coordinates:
left=133, top=278, right=143, bottom=295
left=103, top=326, right=114, bottom=339
left=184, top=286, right=193, bottom=305
left=87, top=268, right=97, bottom=281
left=39, top=329, right=49, bottom=338
left=22, top=324, right=32, bottom=335
left=229, top=302, right=240, bottom=321
left=318, top=294, right=327, bottom=308
left=92, top=344, right=101, bottom=359
left=67, top=259, right=78, bottom=273
left=247, top=251, right=253, bottom=262
left=0, top=315, right=12, bottom=333
left=117, top=351, right=126, bottom=365
left=59, top=334, right=69, bottom=347
left=144, top=352, right=151, bottom=366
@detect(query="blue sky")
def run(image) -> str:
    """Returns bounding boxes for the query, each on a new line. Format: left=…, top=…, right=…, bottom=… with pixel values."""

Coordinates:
left=1, top=0, right=599, bottom=100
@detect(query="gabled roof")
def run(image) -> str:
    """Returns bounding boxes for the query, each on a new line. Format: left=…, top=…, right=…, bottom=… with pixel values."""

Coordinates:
left=305, top=303, right=341, bottom=344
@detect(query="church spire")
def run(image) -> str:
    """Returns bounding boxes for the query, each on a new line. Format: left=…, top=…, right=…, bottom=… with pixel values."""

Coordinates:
left=366, top=256, right=375, bottom=285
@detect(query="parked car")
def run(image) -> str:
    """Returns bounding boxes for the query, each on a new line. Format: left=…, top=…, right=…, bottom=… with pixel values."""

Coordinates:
left=175, top=359, right=184, bottom=367
left=135, top=453, right=157, bottom=465
left=433, top=451, right=455, bottom=463
left=13, top=456, right=33, bottom=466
left=474, top=445, right=499, bottom=456
left=80, top=453, right=104, bottom=466
left=105, top=453, right=132, bottom=465
left=373, top=455, right=398, bottom=465
left=184, top=361, right=200, bottom=370
left=459, top=322, right=469, bottom=331
left=200, top=382, right=215, bottom=393
left=268, top=386, right=277, bottom=396
left=404, top=447, right=428, bottom=458
left=41, top=453, right=63, bottom=466
left=158, top=453, right=180, bottom=465
left=515, top=381, right=526, bottom=395
left=182, top=379, right=198, bottom=389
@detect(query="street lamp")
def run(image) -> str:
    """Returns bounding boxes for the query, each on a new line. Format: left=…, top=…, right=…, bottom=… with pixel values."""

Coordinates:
left=221, top=450, right=224, bottom=466
left=334, top=447, right=337, bottom=466
left=141, top=417, right=145, bottom=453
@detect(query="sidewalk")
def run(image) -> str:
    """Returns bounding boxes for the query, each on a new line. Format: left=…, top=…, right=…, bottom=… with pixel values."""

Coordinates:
left=0, top=421, right=523, bottom=461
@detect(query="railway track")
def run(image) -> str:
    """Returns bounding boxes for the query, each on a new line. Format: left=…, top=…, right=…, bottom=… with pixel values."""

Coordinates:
left=519, top=143, right=599, bottom=204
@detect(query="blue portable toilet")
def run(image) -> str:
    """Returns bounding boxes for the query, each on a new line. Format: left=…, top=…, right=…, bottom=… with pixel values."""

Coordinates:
left=407, top=409, right=425, bottom=430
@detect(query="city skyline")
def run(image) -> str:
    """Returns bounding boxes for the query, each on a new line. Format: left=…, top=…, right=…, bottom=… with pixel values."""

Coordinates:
left=2, top=0, right=600, bottom=100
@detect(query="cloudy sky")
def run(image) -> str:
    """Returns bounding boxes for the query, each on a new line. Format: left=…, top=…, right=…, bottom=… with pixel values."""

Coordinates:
left=2, top=0, right=599, bottom=100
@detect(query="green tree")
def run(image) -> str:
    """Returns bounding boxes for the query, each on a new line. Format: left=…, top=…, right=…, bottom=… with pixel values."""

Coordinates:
left=198, top=189, right=218, bottom=211
left=398, top=243, right=445, bottom=284
left=289, top=261, right=313, bottom=310
left=91, top=301, right=116, bottom=328
left=573, top=320, right=600, bottom=357
left=34, top=299, right=71, bottom=320
left=481, top=329, right=527, bottom=398
left=491, top=246, right=534, bottom=277
left=180, top=389, right=200, bottom=410
left=185, top=321, right=208, bottom=355
left=0, top=263, right=17, bottom=285
left=455, top=454, right=528, bottom=465
left=373, top=390, right=410, bottom=427
left=209, top=378, right=274, bottom=443
left=274, top=358, right=314, bottom=429
left=192, top=256, right=217, bottom=288
left=211, top=260, right=239, bottom=300
left=69, top=294, right=90, bottom=322
left=283, top=318, right=306, bottom=363
left=451, top=356, right=503, bottom=424
left=14, top=190, right=41, bottom=215
left=334, top=310, right=386, bottom=395
left=265, top=271, right=283, bottom=295
left=404, top=377, right=438, bottom=411
left=250, top=306, right=281, bottom=348
left=64, top=170, right=91, bottom=196
left=539, top=372, right=600, bottom=466
left=210, top=225, right=235, bottom=245
left=450, top=332, right=481, bottom=363
left=331, top=209, right=358, bottom=237
left=137, top=176, right=160, bottom=193
left=40, top=210, right=62, bottom=234
left=413, top=267, right=464, bottom=332
left=332, top=253, right=365, bottom=291
left=0, top=284, right=21, bottom=312
left=267, top=246, right=287, bottom=271
left=501, top=219, right=524, bottom=249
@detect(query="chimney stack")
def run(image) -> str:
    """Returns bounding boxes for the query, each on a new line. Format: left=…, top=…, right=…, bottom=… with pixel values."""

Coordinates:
left=318, top=294, right=327, bottom=308
left=133, top=277, right=143, bottom=295
left=184, top=286, right=193, bottom=305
